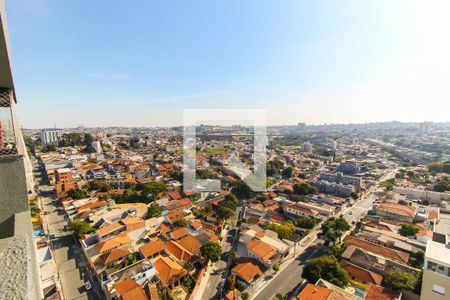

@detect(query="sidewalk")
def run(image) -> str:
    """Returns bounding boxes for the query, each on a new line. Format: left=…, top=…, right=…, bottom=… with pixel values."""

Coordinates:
left=196, top=228, right=230, bottom=300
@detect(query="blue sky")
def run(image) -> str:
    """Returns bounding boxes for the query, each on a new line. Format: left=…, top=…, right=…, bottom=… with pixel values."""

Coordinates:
left=6, top=0, right=450, bottom=128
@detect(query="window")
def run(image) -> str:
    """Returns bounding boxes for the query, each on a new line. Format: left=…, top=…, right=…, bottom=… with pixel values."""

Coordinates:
left=432, top=285, right=445, bottom=296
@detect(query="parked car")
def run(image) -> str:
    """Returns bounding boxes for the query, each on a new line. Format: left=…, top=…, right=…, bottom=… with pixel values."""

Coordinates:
left=84, top=281, right=92, bottom=290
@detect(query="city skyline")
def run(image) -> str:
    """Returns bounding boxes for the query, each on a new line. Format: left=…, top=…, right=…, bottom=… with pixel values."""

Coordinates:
left=7, top=0, right=450, bottom=128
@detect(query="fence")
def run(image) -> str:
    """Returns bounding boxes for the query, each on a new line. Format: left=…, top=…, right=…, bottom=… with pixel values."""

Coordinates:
left=0, top=88, right=22, bottom=159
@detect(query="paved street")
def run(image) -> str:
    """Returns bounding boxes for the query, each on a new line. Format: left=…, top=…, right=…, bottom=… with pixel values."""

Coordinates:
left=253, top=242, right=324, bottom=300
left=33, top=160, right=100, bottom=300
left=252, top=168, right=398, bottom=299
left=199, top=228, right=235, bottom=300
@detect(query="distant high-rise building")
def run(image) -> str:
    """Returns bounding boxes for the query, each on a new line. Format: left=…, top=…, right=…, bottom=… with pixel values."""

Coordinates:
left=303, top=142, right=313, bottom=153
left=40, top=130, right=61, bottom=145
left=420, top=122, right=432, bottom=134
left=91, top=140, right=102, bottom=154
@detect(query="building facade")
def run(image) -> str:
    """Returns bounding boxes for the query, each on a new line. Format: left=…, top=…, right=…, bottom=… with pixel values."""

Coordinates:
left=421, top=235, right=450, bottom=300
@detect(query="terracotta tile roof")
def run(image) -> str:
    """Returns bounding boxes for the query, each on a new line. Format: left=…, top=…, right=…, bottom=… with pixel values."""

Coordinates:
left=377, top=202, right=416, bottom=218
left=153, top=256, right=186, bottom=285
left=96, top=222, right=123, bottom=237
left=177, top=235, right=202, bottom=254
left=95, top=234, right=133, bottom=253
left=160, top=222, right=172, bottom=235
left=365, top=285, right=400, bottom=300
left=365, top=221, right=393, bottom=232
left=176, top=198, right=192, bottom=208
left=77, top=201, right=108, bottom=212
left=340, top=261, right=383, bottom=285
left=231, top=261, right=264, bottom=283
left=114, top=278, right=148, bottom=300
left=298, top=283, right=331, bottom=300
left=343, top=236, right=409, bottom=263
left=286, top=204, right=318, bottom=215
left=226, top=289, right=240, bottom=300
left=171, top=227, right=190, bottom=240
left=166, top=211, right=184, bottom=223
left=120, top=217, right=143, bottom=225
left=98, top=246, right=130, bottom=265
left=246, top=239, right=277, bottom=263
left=139, top=240, right=165, bottom=258
left=183, top=190, right=195, bottom=197
left=167, top=191, right=182, bottom=200
left=165, top=240, right=193, bottom=262
left=204, top=230, right=219, bottom=242
left=190, top=220, right=202, bottom=229
left=428, top=211, right=438, bottom=220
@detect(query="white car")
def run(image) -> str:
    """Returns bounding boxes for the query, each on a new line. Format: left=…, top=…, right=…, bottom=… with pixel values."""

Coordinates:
left=84, top=281, right=92, bottom=290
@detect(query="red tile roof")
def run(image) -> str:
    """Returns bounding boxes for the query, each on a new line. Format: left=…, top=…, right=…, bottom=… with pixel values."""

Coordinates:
left=231, top=261, right=264, bottom=283
left=340, top=261, right=383, bottom=285
left=365, top=285, right=400, bottom=300
left=377, top=202, right=416, bottom=218
left=167, top=191, right=182, bottom=200
left=153, top=256, right=186, bottom=285
left=139, top=240, right=165, bottom=258
left=343, top=236, right=409, bottom=263
left=98, top=246, right=130, bottom=265
left=246, top=239, right=276, bottom=263
left=114, top=278, right=148, bottom=300
left=298, top=283, right=331, bottom=300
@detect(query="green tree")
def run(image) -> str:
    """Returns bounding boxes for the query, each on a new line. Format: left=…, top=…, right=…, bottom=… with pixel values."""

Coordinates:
left=147, top=203, right=162, bottom=218
left=302, top=255, right=350, bottom=288
left=67, top=188, right=88, bottom=199
left=379, top=178, right=395, bottom=190
left=84, top=180, right=112, bottom=192
left=174, top=218, right=189, bottom=227
left=265, top=221, right=296, bottom=239
left=68, top=220, right=95, bottom=238
left=408, top=250, right=425, bottom=268
left=217, top=206, right=234, bottom=219
left=183, top=262, right=194, bottom=273
left=229, top=250, right=237, bottom=262
left=293, top=183, right=318, bottom=195
left=232, top=180, right=254, bottom=200
left=281, top=167, right=293, bottom=179
left=296, top=217, right=316, bottom=229
left=384, top=270, right=417, bottom=291
left=273, top=263, right=280, bottom=273
left=433, top=180, right=450, bottom=192
left=226, top=274, right=236, bottom=291
left=275, top=294, right=287, bottom=300
left=181, top=275, right=195, bottom=293
left=427, top=161, right=443, bottom=173
left=267, top=160, right=284, bottom=177
left=327, top=244, right=347, bottom=259
left=319, top=217, right=350, bottom=244
left=43, top=143, right=57, bottom=152
left=398, top=224, right=420, bottom=237
left=200, top=241, right=222, bottom=263
left=350, top=192, right=359, bottom=200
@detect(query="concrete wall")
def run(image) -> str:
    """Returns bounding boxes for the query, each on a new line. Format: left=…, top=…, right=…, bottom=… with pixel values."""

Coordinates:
left=421, top=270, right=450, bottom=300
left=0, top=159, right=29, bottom=228
left=394, top=187, right=450, bottom=204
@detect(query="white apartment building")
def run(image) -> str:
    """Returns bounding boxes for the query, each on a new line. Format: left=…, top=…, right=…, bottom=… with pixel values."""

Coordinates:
left=421, top=235, right=450, bottom=300
left=40, top=130, right=62, bottom=145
